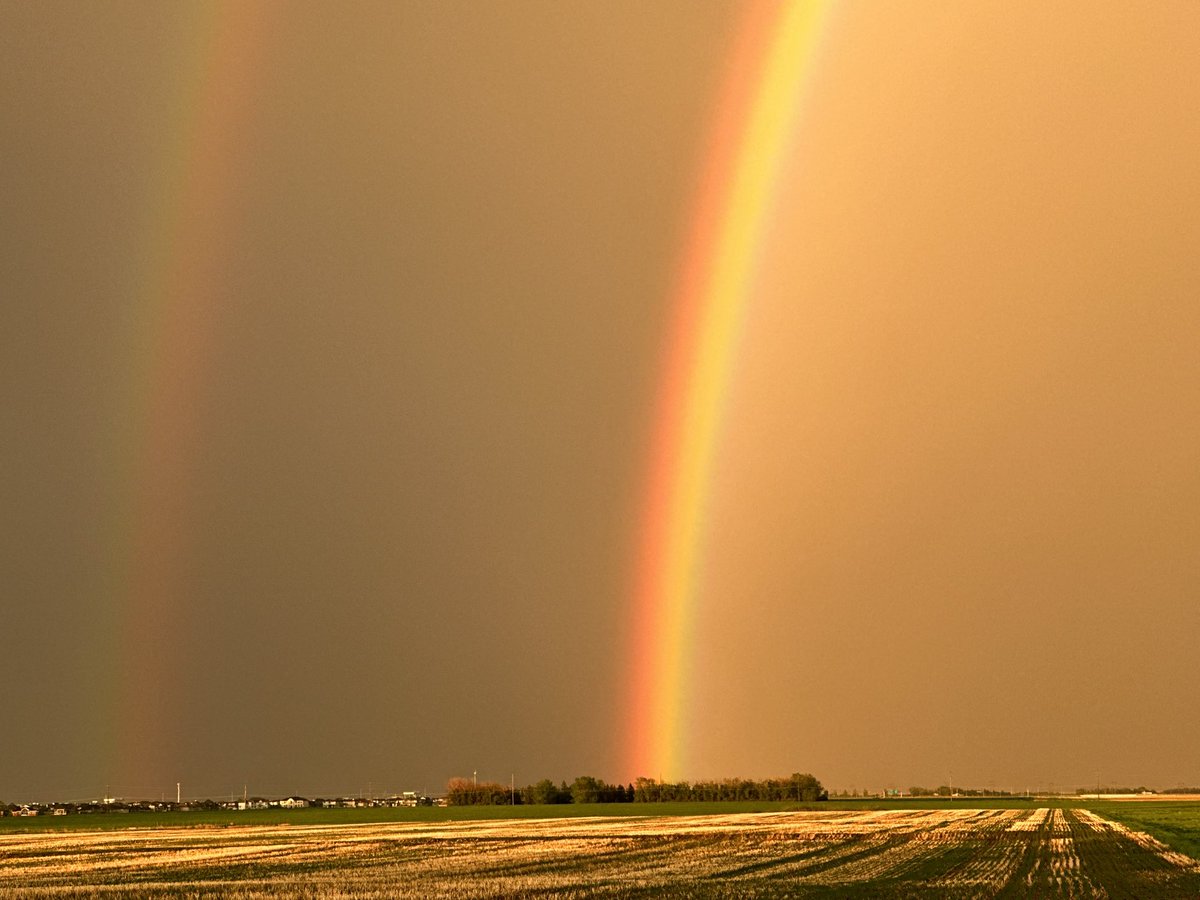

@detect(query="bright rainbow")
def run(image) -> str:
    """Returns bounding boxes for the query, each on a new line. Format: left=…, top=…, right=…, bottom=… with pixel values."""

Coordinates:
left=626, top=1, right=834, bottom=781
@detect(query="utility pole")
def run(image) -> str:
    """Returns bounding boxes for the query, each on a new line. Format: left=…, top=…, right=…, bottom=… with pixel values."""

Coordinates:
left=176, top=783, right=181, bottom=805
left=511, top=774, right=515, bottom=806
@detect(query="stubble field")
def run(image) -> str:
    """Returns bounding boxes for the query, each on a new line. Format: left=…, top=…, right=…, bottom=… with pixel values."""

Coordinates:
left=2, top=806, right=1199, bottom=898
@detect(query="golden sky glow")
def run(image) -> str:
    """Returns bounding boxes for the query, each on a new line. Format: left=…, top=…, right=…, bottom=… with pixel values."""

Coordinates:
left=2, top=0, right=1199, bottom=800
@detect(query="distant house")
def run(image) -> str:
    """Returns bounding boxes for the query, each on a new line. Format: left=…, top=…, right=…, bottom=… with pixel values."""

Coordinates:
left=279, top=797, right=310, bottom=809
left=226, top=800, right=267, bottom=811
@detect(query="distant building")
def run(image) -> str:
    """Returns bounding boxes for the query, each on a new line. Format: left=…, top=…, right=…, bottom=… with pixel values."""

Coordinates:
left=279, top=797, right=310, bottom=809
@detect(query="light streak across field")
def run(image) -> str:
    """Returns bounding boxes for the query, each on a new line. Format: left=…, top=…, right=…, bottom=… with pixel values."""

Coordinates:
left=626, top=1, right=836, bottom=781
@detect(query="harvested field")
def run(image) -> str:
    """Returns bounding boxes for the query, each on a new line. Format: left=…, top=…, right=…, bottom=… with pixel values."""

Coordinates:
left=2, top=808, right=1198, bottom=897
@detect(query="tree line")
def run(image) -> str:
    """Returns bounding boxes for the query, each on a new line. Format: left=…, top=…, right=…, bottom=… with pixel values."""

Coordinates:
left=906, top=786, right=1019, bottom=797
left=446, top=773, right=826, bottom=806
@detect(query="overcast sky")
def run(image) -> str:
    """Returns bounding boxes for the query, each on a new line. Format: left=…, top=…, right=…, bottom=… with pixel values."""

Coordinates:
left=3, top=1, right=1199, bottom=803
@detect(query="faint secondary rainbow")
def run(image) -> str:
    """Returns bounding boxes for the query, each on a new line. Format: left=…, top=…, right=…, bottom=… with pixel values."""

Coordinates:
left=626, top=2, right=834, bottom=781
left=102, top=4, right=273, bottom=791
